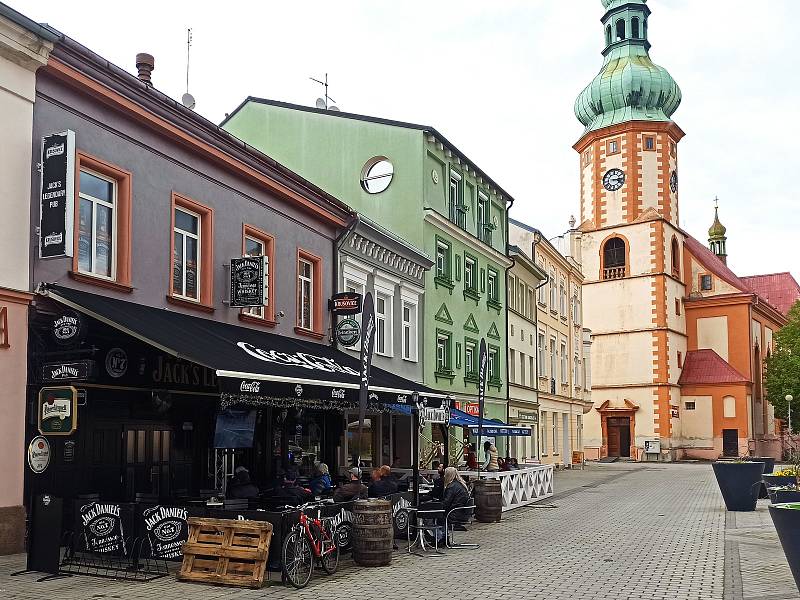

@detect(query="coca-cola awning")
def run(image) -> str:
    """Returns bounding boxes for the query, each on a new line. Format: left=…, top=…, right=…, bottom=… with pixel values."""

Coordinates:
left=43, top=285, right=446, bottom=408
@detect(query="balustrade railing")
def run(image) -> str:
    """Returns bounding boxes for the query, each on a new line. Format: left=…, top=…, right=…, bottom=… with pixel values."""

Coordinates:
left=603, top=266, right=625, bottom=280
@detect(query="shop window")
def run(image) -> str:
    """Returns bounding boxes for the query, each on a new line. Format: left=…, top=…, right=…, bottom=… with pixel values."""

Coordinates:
left=240, top=224, right=275, bottom=324
left=170, top=193, right=213, bottom=309
left=296, top=249, right=323, bottom=337
left=72, top=153, right=132, bottom=290
left=0, top=307, right=8, bottom=348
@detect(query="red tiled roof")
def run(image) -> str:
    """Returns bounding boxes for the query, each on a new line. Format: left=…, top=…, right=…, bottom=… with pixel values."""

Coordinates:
left=683, top=235, right=748, bottom=292
left=740, top=272, right=800, bottom=316
left=678, top=349, right=749, bottom=386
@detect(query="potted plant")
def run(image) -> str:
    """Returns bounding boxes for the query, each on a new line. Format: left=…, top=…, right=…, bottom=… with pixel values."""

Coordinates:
left=769, top=487, right=800, bottom=504
left=769, top=503, right=800, bottom=592
left=764, top=466, right=797, bottom=490
left=712, top=458, right=765, bottom=511
left=766, top=456, right=800, bottom=504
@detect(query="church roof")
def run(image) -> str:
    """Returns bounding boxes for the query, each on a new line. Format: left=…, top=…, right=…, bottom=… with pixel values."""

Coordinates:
left=683, top=235, right=748, bottom=291
left=740, top=273, right=800, bottom=316
left=678, top=350, right=749, bottom=386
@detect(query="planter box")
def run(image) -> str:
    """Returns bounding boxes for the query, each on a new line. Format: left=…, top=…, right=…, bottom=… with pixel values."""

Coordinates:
left=769, top=503, right=800, bottom=593
left=712, top=461, right=764, bottom=511
left=764, top=474, right=797, bottom=488
left=750, top=457, right=775, bottom=474
left=770, top=489, right=800, bottom=504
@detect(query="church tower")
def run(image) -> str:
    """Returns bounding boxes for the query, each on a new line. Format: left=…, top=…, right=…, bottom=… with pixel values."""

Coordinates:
left=708, top=200, right=728, bottom=264
left=575, top=0, right=688, bottom=461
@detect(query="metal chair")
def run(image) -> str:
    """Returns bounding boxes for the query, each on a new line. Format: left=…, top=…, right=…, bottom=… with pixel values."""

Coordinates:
left=444, top=499, right=479, bottom=549
left=405, top=507, right=446, bottom=556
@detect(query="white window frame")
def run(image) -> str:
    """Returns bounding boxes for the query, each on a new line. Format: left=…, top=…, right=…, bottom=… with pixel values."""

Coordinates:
left=537, top=332, right=546, bottom=377
left=552, top=413, right=559, bottom=455
left=488, top=269, right=498, bottom=302
left=508, top=275, right=516, bottom=309
left=574, top=354, right=581, bottom=387
left=538, top=263, right=547, bottom=305
left=436, top=241, right=450, bottom=280
left=541, top=411, right=548, bottom=455
left=173, top=206, right=201, bottom=302
left=78, top=168, right=117, bottom=281
left=510, top=349, right=516, bottom=383
left=519, top=352, right=526, bottom=387
left=465, top=340, right=476, bottom=375
left=488, top=347, right=498, bottom=381
left=549, top=271, right=556, bottom=308
left=436, top=333, right=449, bottom=372
left=560, top=279, right=567, bottom=317
left=465, top=256, right=476, bottom=291
left=560, top=339, right=568, bottom=384
left=550, top=337, right=557, bottom=380
left=243, top=234, right=268, bottom=318
left=298, top=257, right=314, bottom=330
left=401, top=300, right=417, bottom=362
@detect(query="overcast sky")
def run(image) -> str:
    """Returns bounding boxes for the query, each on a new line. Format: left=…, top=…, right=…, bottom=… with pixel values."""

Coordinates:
left=13, top=0, right=799, bottom=278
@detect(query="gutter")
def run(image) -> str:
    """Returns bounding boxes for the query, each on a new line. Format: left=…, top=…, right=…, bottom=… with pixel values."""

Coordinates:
left=0, top=4, right=61, bottom=42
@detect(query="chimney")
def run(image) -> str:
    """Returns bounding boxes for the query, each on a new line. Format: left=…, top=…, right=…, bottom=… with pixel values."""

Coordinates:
left=135, top=53, right=154, bottom=84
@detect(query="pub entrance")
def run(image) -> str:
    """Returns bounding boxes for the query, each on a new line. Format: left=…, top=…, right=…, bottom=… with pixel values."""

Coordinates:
left=722, top=429, right=739, bottom=457
left=607, top=417, right=631, bottom=458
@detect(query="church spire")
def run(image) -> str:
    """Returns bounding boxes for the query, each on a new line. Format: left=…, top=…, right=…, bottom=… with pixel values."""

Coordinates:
left=708, top=197, right=728, bottom=264
left=575, top=0, right=682, bottom=133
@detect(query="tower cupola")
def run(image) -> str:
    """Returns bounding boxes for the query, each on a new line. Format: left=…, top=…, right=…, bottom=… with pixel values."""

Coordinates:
left=575, top=0, right=682, bottom=133
left=708, top=198, right=728, bottom=264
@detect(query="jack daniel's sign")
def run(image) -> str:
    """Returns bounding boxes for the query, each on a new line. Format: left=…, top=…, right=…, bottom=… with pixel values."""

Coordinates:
left=41, top=360, right=96, bottom=383
left=229, top=256, right=267, bottom=308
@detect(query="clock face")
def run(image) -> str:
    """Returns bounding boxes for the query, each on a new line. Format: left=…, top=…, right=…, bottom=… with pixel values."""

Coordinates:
left=602, top=168, right=625, bottom=192
left=670, top=170, right=678, bottom=193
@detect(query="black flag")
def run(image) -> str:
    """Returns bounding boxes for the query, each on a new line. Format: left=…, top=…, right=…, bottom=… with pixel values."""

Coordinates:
left=477, top=338, right=488, bottom=460
left=357, top=292, right=376, bottom=461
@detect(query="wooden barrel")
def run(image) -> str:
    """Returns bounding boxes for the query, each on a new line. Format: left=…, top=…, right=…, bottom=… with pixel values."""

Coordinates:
left=352, top=499, right=393, bottom=567
left=474, top=478, right=502, bottom=523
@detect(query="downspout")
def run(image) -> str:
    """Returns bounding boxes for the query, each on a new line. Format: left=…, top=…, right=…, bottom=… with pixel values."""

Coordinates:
left=332, top=213, right=359, bottom=349
left=531, top=232, right=547, bottom=461
left=503, top=195, right=514, bottom=452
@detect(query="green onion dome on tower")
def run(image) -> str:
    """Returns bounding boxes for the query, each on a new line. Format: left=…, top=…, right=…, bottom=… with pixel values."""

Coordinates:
left=575, top=0, right=682, bottom=133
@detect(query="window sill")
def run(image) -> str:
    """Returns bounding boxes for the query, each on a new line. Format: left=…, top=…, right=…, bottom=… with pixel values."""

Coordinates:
left=435, top=370, right=455, bottom=383
left=402, top=356, right=419, bottom=364
left=238, top=313, right=277, bottom=328
left=463, top=288, right=480, bottom=304
left=488, top=379, right=502, bottom=391
left=166, top=294, right=214, bottom=313
left=69, top=271, right=133, bottom=293
left=376, top=351, right=394, bottom=359
left=434, top=276, right=455, bottom=293
left=487, top=299, right=502, bottom=313
left=464, top=374, right=479, bottom=386
left=295, top=326, right=325, bottom=340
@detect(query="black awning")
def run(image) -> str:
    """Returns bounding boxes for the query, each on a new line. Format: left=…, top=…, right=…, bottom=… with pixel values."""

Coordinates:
left=44, top=285, right=445, bottom=408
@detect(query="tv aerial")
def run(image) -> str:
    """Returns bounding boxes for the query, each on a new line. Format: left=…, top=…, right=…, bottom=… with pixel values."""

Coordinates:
left=310, top=73, right=339, bottom=111
left=181, top=28, right=196, bottom=110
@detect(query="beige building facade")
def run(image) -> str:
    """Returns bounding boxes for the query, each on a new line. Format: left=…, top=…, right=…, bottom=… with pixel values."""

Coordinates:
left=509, top=219, right=592, bottom=467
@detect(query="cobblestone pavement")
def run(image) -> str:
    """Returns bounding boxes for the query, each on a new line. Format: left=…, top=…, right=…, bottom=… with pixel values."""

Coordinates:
left=0, top=463, right=797, bottom=600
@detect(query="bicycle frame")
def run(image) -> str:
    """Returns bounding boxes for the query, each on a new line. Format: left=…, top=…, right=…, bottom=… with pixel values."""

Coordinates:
left=295, top=506, right=336, bottom=558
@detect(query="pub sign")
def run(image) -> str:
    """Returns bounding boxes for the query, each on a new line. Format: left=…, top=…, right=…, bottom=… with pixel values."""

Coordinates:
left=329, top=292, right=363, bottom=315
left=39, top=130, right=76, bottom=259
left=41, top=360, right=96, bottom=383
left=38, top=386, right=78, bottom=436
left=229, top=256, right=268, bottom=308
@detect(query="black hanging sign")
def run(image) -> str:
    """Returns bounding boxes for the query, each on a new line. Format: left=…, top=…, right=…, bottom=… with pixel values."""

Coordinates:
left=142, top=505, right=189, bottom=559
left=79, top=502, right=126, bottom=555
left=229, top=256, right=267, bottom=308
left=329, top=292, right=363, bottom=315
left=41, top=359, right=96, bottom=383
left=358, top=292, right=376, bottom=434
left=477, top=338, right=487, bottom=446
left=51, top=311, right=85, bottom=347
left=39, top=130, right=76, bottom=259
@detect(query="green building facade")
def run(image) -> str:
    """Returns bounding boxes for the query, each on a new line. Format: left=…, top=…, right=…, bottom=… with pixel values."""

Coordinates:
left=222, top=100, right=512, bottom=447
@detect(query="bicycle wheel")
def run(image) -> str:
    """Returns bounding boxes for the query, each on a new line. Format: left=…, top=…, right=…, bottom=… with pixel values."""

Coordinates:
left=318, top=532, right=339, bottom=575
left=282, top=529, right=314, bottom=589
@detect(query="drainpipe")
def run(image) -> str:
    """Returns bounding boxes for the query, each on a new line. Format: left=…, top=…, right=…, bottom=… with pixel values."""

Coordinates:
left=531, top=230, right=547, bottom=461
left=503, top=195, right=514, bottom=455
left=332, top=214, right=359, bottom=349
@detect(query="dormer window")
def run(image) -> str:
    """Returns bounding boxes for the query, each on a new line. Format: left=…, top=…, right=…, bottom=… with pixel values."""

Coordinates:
left=631, top=18, right=640, bottom=39
left=615, top=19, right=626, bottom=41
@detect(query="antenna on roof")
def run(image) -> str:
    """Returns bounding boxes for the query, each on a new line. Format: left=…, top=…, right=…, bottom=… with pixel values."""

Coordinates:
left=310, top=73, right=339, bottom=111
left=181, top=28, right=196, bottom=110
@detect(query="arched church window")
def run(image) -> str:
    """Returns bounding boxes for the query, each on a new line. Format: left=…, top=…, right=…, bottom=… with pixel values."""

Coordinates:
left=671, top=237, right=680, bottom=277
left=615, top=19, right=626, bottom=41
left=602, top=237, right=627, bottom=280
left=606, top=25, right=612, bottom=46
left=631, top=18, right=640, bottom=39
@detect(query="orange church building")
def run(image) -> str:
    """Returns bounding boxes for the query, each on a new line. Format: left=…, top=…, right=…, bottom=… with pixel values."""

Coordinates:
left=574, top=0, right=798, bottom=461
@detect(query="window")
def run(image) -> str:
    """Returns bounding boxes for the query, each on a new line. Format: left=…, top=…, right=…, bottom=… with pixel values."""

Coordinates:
left=529, top=356, right=535, bottom=383
left=538, top=272, right=547, bottom=305
left=520, top=352, right=526, bottom=386
left=615, top=19, right=625, bottom=41
left=723, top=396, right=736, bottom=418
left=240, top=225, right=274, bottom=323
left=173, top=207, right=201, bottom=301
left=550, top=338, right=557, bottom=381
left=375, top=294, right=393, bottom=356
left=671, top=237, right=681, bottom=277
left=0, top=307, right=8, bottom=349
left=602, top=237, right=626, bottom=280
left=78, top=169, right=116, bottom=280
left=449, top=169, right=465, bottom=229
left=72, top=154, right=132, bottom=289
left=685, top=401, right=696, bottom=411
left=644, top=135, right=655, bottom=151
left=477, top=191, right=491, bottom=245
left=675, top=298, right=681, bottom=315
left=296, top=249, right=322, bottom=336
left=670, top=141, right=677, bottom=157
left=464, top=339, right=477, bottom=376
left=510, top=349, right=516, bottom=383
left=549, top=271, right=556, bottom=307
left=537, top=332, right=546, bottom=377
left=560, top=340, right=568, bottom=384
left=541, top=411, right=548, bottom=454
left=582, top=149, right=592, bottom=167
left=508, top=275, right=516, bottom=310
left=436, top=331, right=453, bottom=377
left=402, top=301, right=417, bottom=361
left=573, top=292, right=581, bottom=324
left=677, top=351, right=683, bottom=369
left=435, top=240, right=452, bottom=282
left=528, top=288, right=535, bottom=319
left=700, top=274, right=713, bottom=291
left=518, top=281, right=526, bottom=315
left=488, top=346, right=500, bottom=383
left=631, top=17, right=640, bottom=38
left=464, top=255, right=477, bottom=294
left=574, top=355, right=580, bottom=387
left=552, top=414, right=559, bottom=455
left=607, top=139, right=619, bottom=155
left=487, top=268, right=499, bottom=304
left=361, top=157, right=394, bottom=194
left=559, top=279, right=567, bottom=317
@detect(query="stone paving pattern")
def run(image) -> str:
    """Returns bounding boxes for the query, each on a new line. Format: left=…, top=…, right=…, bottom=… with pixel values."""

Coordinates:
left=0, top=463, right=797, bottom=599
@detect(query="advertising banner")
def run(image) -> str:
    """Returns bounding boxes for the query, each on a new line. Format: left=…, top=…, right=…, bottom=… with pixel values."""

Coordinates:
left=39, top=130, right=75, bottom=259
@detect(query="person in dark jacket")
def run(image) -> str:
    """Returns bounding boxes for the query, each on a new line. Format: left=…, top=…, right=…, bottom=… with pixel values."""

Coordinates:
left=309, top=462, right=332, bottom=495
left=367, top=465, right=398, bottom=498
left=430, top=462, right=446, bottom=500
left=333, top=467, right=368, bottom=503
left=272, top=475, right=311, bottom=506
left=227, top=466, right=259, bottom=499
left=441, top=467, right=471, bottom=528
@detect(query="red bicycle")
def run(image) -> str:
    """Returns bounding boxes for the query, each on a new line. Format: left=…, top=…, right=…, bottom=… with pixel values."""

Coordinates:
left=281, top=501, right=339, bottom=588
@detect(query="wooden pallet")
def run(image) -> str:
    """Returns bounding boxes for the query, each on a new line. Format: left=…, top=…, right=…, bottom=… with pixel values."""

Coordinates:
left=177, top=517, right=273, bottom=588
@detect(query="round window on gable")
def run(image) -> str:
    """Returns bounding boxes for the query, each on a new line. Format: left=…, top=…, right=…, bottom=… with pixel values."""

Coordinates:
left=361, top=157, right=394, bottom=194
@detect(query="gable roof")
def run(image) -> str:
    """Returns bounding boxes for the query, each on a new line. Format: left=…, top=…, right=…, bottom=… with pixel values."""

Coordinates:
left=683, top=235, right=749, bottom=292
left=740, top=273, right=800, bottom=316
left=678, top=349, right=749, bottom=386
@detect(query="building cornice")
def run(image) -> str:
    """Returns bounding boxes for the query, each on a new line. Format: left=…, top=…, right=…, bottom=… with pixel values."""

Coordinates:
left=0, top=9, right=56, bottom=72
left=573, top=120, right=686, bottom=154
left=424, top=210, right=512, bottom=267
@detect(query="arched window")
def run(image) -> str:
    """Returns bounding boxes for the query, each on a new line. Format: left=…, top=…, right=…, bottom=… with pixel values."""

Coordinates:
left=615, top=19, right=626, bottom=41
left=631, top=17, right=640, bottom=39
left=671, top=237, right=680, bottom=277
left=602, top=237, right=626, bottom=280
left=606, top=25, right=612, bottom=46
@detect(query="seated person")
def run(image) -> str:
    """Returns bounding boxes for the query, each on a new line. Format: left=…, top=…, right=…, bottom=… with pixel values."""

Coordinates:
left=272, top=474, right=311, bottom=507
left=441, top=466, right=471, bottom=532
left=227, top=466, right=259, bottom=499
left=333, top=467, right=368, bottom=502
left=465, top=444, right=479, bottom=470
left=367, top=465, right=398, bottom=498
left=309, top=462, right=332, bottom=495
left=430, top=462, right=446, bottom=500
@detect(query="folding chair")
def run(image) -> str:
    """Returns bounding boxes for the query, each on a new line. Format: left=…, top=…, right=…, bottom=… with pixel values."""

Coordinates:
left=444, top=499, right=479, bottom=549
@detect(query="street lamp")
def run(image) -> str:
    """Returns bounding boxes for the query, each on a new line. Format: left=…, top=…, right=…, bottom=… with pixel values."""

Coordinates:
left=787, top=395, right=794, bottom=434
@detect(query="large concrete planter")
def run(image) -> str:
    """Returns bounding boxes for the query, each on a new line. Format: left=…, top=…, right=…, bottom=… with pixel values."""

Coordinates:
left=712, top=461, right=764, bottom=511
left=769, top=489, right=800, bottom=504
left=764, top=474, right=797, bottom=489
left=769, top=503, right=800, bottom=592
